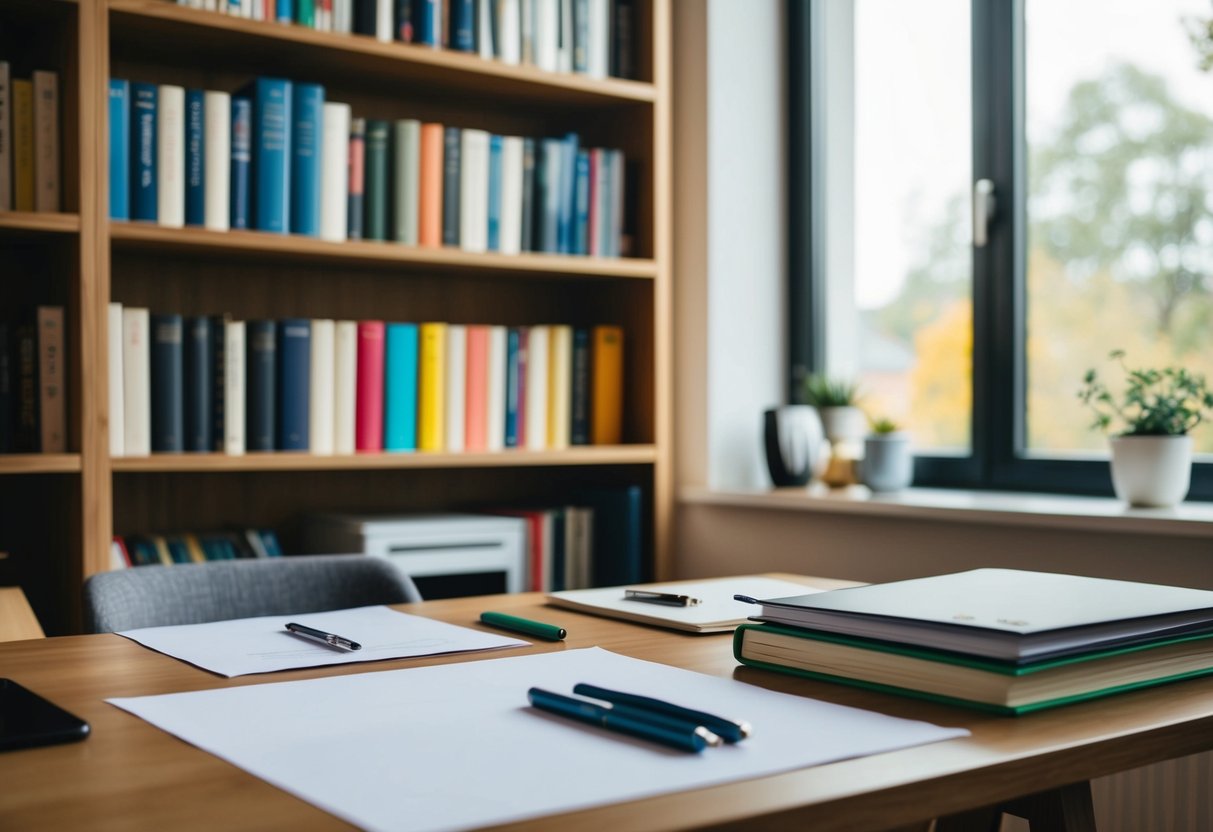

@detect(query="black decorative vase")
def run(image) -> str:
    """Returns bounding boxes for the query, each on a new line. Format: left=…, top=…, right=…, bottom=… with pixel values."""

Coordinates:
left=763, top=406, right=825, bottom=487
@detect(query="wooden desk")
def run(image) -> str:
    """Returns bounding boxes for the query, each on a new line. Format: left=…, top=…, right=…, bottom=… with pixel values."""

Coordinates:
left=2, top=575, right=1213, bottom=832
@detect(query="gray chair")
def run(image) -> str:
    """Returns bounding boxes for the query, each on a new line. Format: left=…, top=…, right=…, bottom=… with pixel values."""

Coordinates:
left=83, top=555, right=422, bottom=633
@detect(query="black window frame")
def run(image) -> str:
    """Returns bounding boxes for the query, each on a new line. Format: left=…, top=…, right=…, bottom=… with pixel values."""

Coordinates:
left=787, top=0, right=1213, bottom=501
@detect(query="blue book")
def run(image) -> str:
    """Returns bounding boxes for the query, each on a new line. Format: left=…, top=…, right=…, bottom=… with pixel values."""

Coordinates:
left=184, top=316, right=212, bottom=452
left=487, top=134, right=503, bottom=252
left=538, top=139, right=561, bottom=253
left=290, top=83, right=325, bottom=237
left=185, top=89, right=205, bottom=227
left=276, top=0, right=294, bottom=22
left=384, top=323, right=419, bottom=451
left=557, top=133, right=579, bottom=254
left=230, top=97, right=252, bottom=230
left=276, top=318, right=311, bottom=451
left=573, top=150, right=590, bottom=255
left=150, top=314, right=184, bottom=453
left=504, top=327, right=521, bottom=447
left=130, top=82, right=158, bottom=222
left=584, top=485, right=645, bottom=585
left=109, top=79, right=130, bottom=221
left=416, top=0, right=441, bottom=45
left=449, top=0, right=474, bottom=50
left=245, top=320, right=277, bottom=452
left=239, top=78, right=293, bottom=234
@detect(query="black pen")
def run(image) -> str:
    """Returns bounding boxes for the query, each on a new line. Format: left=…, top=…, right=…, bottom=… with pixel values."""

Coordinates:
left=623, top=589, right=703, bottom=607
left=284, top=622, right=362, bottom=651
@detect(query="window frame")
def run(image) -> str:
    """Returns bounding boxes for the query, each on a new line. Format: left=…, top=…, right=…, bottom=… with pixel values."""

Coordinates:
left=787, top=0, right=1213, bottom=501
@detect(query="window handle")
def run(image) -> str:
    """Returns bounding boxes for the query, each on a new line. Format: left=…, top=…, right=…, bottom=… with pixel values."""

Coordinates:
left=973, top=178, right=997, bottom=248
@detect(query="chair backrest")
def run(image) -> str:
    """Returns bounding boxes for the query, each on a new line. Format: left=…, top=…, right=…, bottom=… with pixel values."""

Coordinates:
left=83, top=555, right=422, bottom=634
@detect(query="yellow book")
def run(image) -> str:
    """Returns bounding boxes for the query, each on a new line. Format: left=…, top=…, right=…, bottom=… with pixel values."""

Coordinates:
left=12, top=79, right=34, bottom=211
left=418, top=322, right=447, bottom=451
left=149, top=535, right=174, bottom=566
left=547, top=325, right=572, bottom=449
left=591, top=326, right=624, bottom=445
left=182, top=533, right=208, bottom=564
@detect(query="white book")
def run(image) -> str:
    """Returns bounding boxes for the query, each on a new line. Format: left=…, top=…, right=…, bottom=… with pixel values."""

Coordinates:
left=587, top=0, right=609, bottom=78
left=478, top=0, right=495, bottom=59
left=32, top=71, right=59, bottom=212
left=223, top=321, right=246, bottom=455
left=242, top=0, right=253, bottom=18
left=317, top=4, right=331, bottom=30
left=252, top=0, right=264, bottom=20
left=499, top=136, right=524, bottom=255
left=334, top=0, right=352, bottom=32
left=520, top=0, right=535, bottom=65
left=535, top=0, right=558, bottom=72
left=445, top=324, right=467, bottom=452
left=546, top=324, right=571, bottom=449
left=609, top=148, right=624, bottom=257
left=157, top=85, right=185, bottom=228
left=497, top=0, right=521, bottom=65
left=525, top=324, right=549, bottom=450
left=557, top=0, right=573, bottom=73
left=309, top=319, right=335, bottom=455
left=333, top=320, right=358, bottom=454
left=320, top=103, right=350, bottom=242
left=376, top=0, right=393, bottom=41
left=108, top=303, right=125, bottom=457
left=203, top=91, right=231, bottom=231
left=122, top=308, right=151, bottom=457
left=0, top=62, right=11, bottom=212
left=486, top=325, right=507, bottom=451
left=459, top=129, right=490, bottom=253
left=205, top=0, right=218, bottom=10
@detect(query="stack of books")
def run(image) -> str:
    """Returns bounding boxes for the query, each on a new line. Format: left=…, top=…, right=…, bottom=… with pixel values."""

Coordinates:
left=108, top=305, right=625, bottom=456
left=112, top=528, right=283, bottom=568
left=0, top=63, right=60, bottom=213
left=174, top=0, right=638, bottom=80
left=0, top=308, right=67, bottom=454
left=108, top=77, right=629, bottom=257
left=734, top=569, right=1213, bottom=715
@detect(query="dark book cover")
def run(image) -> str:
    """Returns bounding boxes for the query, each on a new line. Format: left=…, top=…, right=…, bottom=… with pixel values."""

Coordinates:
left=237, top=77, right=293, bottom=234
left=150, top=313, right=184, bottom=453
left=582, top=484, right=644, bottom=586
left=184, top=315, right=213, bottom=452
left=504, top=326, right=521, bottom=447
left=353, top=0, right=378, bottom=36
left=520, top=137, right=535, bottom=252
left=289, top=83, right=325, bottom=237
left=230, top=97, right=252, bottom=230
left=550, top=508, right=566, bottom=592
left=348, top=118, right=366, bottom=240
left=395, top=0, right=414, bottom=41
left=442, top=125, right=461, bottom=246
left=450, top=0, right=474, bottom=51
left=130, top=82, right=158, bottom=222
left=363, top=120, right=390, bottom=241
left=13, top=322, right=39, bottom=452
left=573, top=149, right=590, bottom=255
left=573, top=0, right=589, bottom=72
left=245, top=320, right=277, bottom=452
left=185, top=89, right=205, bottom=226
left=210, top=315, right=228, bottom=452
left=415, top=0, right=441, bottom=45
left=570, top=327, right=590, bottom=444
left=612, top=0, right=635, bottom=79
left=276, top=318, right=311, bottom=451
left=0, top=323, right=11, bottom=452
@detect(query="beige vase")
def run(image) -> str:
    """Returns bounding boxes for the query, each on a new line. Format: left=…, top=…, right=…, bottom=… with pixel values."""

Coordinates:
left=1109, top=435, right=1193, bottom=508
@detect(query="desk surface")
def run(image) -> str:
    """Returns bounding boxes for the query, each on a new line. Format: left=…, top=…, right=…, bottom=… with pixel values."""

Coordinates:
left=3, top=574, right=1213, bottom=832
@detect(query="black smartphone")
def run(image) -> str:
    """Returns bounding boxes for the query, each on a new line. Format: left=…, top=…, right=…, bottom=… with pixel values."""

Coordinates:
left=0, top=679, right=90, bottom=752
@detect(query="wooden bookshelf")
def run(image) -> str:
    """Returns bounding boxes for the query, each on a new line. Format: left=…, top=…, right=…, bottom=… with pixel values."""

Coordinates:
left=2, top=0, right=672, bottom=634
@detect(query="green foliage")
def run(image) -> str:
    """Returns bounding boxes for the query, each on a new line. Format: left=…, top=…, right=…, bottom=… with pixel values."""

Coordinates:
left=1078, top=351, right=1213, bottom=436
left=803, top=375, right=860, bottom=408
left=870, top=417, right=900, bottom=435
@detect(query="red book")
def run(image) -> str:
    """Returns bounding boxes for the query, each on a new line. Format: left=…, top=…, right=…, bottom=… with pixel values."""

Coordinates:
left=464, top=325, right=490, bottom=451
left=355, top=321, right=385, bottom=452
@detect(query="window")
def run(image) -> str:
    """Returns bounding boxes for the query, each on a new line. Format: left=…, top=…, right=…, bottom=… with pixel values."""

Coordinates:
left=789, top=0, right=1213, bottom=499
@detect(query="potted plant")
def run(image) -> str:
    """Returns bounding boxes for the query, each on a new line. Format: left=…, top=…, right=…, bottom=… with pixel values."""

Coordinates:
left=860, top=417, right=913, bottom=492
left=1078, top=350, right=1213, bottom=507
left=804, top=375, right=865, bottom=443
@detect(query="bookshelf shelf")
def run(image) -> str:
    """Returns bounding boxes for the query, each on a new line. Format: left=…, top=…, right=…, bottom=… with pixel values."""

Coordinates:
left=107, top=0, right=658, bottom=108
left=0, top=454, right=83, bottom=475
left=110, top=445, right=658, bottom=473
left=0, top=212, right=81, bottom=235
left=109, top=223, right=659, bottom=280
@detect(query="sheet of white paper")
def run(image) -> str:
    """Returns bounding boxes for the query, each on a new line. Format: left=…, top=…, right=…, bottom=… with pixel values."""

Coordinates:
left=118, top=606, right=527, bottom=677
left=109, top=647, right=968, bottom=832
left=547, top=576, right=824, bottom=631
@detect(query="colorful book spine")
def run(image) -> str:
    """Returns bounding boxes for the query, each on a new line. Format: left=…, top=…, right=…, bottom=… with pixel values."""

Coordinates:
left=486, top=134, right=503, bottom=252
left=418, top=122, right=444, bottom=247
left=309, top=319, right=335, bottom=455
left=184, top=316, right=213, bottom=452
left=525, top=324, right=549, bottom=450
left=556, top=132, right=578, bottom=253
left=277, top=319, right=311, bottom=450
left=333, top=320, right=358, bottom=454
left=157, top=85, right=185, bottom=228
left=445, top=324, right=466, bottom=452
left=32, top=71, right=59, bottom=212
left=393, top=119, right=421, bottom=245
left=464, top=325, right=489, bottom=451
left=418, top=322, right=447, bottom=450
left=573, top=149, right=590, bottom=254
left=277, top=0, right=294, bottom=22
left=504, top=326, right=524, bottom=447
left=130, top=82, right=158, bottom=222
left=245, top=320, right=277, bottom=451
left=109, top=80, right=131, bottom=220
left=347, top=117, right=365, bottom=239
left=230, top=97, right=252, bottom=229
left=150, top=313, right=184, bottom=453
left=536, top=138, right=560, bottom=252
left=569, top=326, right=590, bottom=444
left=290, top=83, right=325, bottom=237
left=244, top=77, right=293, bottom=233
left=546, top=324, right=571, bottom=449
left=590, top=324, right=622, bottom=444
left=320, top=102, right=350, bottom=242
left=416, top=0, right=441, bottom=45
left=185, top=89, right=206, bottom=226
left=108, top=304, right=125, bottom=456
left=295, top=0, right=314, bottom=25
left=441, top=126, right=461, bottom=246
left=485, top=325, right=507, bottom=450
left=520, top=137, right=535, bottom=251
left=36, top=307, right=66, bottom=454
left=122, top=308, right=151, bottom=456
left=203, top=91, right=230, bottom=231
left=384, top=323, right=419, bottom=452
left=363, top=119, right=390, bottom=241
left=354, top=320, right=385, bottom=452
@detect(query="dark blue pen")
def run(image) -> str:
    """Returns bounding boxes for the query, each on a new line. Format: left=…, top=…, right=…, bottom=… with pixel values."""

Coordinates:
left=572, top=683, right=752, bottom=744
left=527, top=688, right=721, bottom=753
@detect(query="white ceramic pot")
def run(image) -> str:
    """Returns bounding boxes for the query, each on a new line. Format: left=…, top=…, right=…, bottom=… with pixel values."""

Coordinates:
left=817, top=406, right=867, bottom=444
left=860, top=433, right=913, bottom=492
left=1109, top=435, right=1193, bottom=507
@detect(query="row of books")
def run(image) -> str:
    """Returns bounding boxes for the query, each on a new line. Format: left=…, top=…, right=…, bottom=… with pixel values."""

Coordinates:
left=0, top=308, right=66, bottom=454
left=110, top=528, right=283, bottom=568
left=109, top=304, right=625, bottom=456
left=108, top=77, right=629, bottom=257
left=174, top=0, right=637, bottom=80
left=0, top=64, right=60, bottom=213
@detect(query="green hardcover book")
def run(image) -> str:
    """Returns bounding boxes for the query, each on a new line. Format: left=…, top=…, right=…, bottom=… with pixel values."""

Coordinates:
left=393, top=119, right=420, bottom=245
left=733, top=622, right=1213, bottom=716
left=364, top=119, right=390, bottom=241
left=296, top=0, right=316, bottom=27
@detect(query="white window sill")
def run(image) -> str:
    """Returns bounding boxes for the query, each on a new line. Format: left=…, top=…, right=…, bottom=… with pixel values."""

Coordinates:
left=680, top=485, right=1213, bottom=539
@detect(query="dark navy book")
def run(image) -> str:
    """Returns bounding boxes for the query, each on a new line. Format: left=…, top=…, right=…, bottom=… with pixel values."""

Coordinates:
left=185, top=89, right=206, bottom=226
left=449, top=0, right=474, bottom=51
left=230, top=97, right=253, bottom=230
left=486, top=134, right=503, bottom=251
left=442, top=126, right=461, bottom=246
left=184, top=316, right=213, bottom=452
left=276, top=318, right=311, bottom=451
left=130, top=82, right=158, bottom=222
left=415, top=0, right=440, bottom=46
left=238, top=77, right=293, bottom=234
left=504, top=327, right=521, bottom=447
left=570, top=327, right=590, bottom=444
left=573, top=149, right=590, bottom=255
left=584, top=485, right=645, bottom=585
left=290, top=83, right=325, bottom=237
left=109, top=79, right=130, bottom=221
left=245, top=320, right=277, bottom=452
left=557, top=132, right=579, bottom=254
left=353, top=0, right=377, bottom=35
left=150, top=314, right=184, bottom=453
left=210, top=314, right=228, bottom=452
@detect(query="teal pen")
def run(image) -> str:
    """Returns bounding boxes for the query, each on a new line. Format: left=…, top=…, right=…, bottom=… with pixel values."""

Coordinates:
left=528, top=688, right=719, bottom=753
left=480, top=611, right=566, bottom=641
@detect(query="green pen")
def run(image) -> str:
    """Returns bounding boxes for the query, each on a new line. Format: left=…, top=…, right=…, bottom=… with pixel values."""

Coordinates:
left=479, top=611, right=566, bottom=641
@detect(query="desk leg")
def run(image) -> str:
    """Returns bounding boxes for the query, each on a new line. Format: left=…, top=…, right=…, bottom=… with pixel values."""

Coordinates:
left=933, top=781, right=1097, bottom=832
left=932, top=807, right=1002, bottom=832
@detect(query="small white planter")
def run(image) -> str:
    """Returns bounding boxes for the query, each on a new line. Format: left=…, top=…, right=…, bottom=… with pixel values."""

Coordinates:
left=861, top=432, right=913, bottom=492
left=817, top=406, right=867, bottom=444
left=1109, top=435, right=1193, bottom=508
